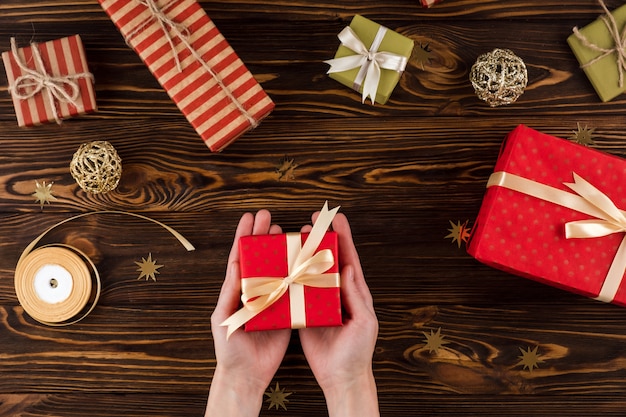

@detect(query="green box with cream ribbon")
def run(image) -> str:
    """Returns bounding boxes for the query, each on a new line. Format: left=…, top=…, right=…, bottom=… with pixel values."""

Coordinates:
left=325, top=15, right=414, bottom=105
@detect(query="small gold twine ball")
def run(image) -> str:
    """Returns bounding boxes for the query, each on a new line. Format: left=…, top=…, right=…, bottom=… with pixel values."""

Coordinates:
left=470, top=48, right=528, bottom=107
left=70, top=140, right=122, bottom=194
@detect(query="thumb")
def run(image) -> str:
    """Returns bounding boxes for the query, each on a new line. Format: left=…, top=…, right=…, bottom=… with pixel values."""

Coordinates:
left=212, top=261, right=242, bottom=324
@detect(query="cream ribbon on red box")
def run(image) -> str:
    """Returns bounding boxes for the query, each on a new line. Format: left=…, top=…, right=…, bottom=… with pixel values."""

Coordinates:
left=8, top=38, right=94, bottom=124
left=221, top=202, right=341, bottom=339
left=488, top=171, right=626, bottom=303
left=126, top=0, right=258, bottom=128
left=325, top=25, right=408, bottom=104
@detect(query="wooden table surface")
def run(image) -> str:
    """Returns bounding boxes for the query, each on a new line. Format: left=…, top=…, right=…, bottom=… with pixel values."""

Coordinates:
left=3, top=0, right=626, bottom=416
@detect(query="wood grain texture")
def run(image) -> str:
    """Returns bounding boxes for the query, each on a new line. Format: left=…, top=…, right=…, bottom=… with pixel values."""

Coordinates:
left=2, top=1, right=626, bottom=416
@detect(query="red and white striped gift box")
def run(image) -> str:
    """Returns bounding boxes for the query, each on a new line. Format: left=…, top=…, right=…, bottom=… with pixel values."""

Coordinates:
left=98, top=0, right=275, bottom=152
left=420, top=0, right=443, bottom=7
left=2, top=35, right=97, bottom=127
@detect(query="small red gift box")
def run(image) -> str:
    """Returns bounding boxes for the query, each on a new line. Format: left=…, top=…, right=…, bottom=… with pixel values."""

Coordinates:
left=467, top=124, right=626, bottom=306
left=239, top=231, right=342, bottom=332
left=98, top=0, right=274, bottom=152
left=420, top=0, right=443, bottom=8
left=2, top=35, right=97, bottom=127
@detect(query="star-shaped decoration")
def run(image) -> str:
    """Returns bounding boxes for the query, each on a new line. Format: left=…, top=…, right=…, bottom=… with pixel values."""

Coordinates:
left=32, top=180, right=58, bottom=209
left=264, top=382, right=292, bottom=411
left=517, top=346, right=544, bottom=372
left=569, top=122, right=595, bottom=146
left=413, top=42, right=433, bottom=70
left=276, top=156, right=298, bottom=181
left=445, top=220, right=471, bottom=248
left=423, top=327, right=449, bottom=354
left=135, top=253, right=163, bottom=281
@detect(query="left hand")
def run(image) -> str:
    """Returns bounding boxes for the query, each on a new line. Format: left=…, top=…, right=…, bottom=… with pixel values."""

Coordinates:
left=206, top=210, right=291, bottom=416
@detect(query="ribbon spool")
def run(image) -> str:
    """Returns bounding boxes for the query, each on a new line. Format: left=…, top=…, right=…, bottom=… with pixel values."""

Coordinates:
left=14, top=211, right=194, bottom=326
left=15, top=245, right=100, bottom=326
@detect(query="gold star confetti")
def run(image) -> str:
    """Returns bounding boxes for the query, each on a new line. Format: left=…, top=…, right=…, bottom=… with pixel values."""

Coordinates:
left=135, top=253, right=163, bottom=281
left=569, top=122, right=595, bottom=146
left=264, top=382, right=292, bottom=411
left=276, top=156, right=298, bottom=181
left=423, top=327, right=449, bottom=354
left=517, top=346, right=544, bottom=372
left=32, top=180, right=58, bottom=209
left=413, top=42, right=433, bottom=70
left=445, top=220, right=471, bottom=248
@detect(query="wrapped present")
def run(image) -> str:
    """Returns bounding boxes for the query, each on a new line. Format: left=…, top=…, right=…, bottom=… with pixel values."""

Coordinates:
left=98, top=0, right=274, bottom=152
left=420, top=0, right=444, bottom=8
left=325, top=15, right=414, bottom=105
left=467, top=124, right=626, bottom=307
left=2, top=35, right=97, bottom=127
left=567, top=1, right=626, bottom=102
left=221, top=203, right=342, bottom=338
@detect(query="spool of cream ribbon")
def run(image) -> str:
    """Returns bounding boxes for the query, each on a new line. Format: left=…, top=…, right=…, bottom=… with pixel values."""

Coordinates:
left=14, top=211, right=194, bottom=326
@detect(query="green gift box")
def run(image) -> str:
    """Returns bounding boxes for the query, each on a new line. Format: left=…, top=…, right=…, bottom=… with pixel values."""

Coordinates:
left=567, top=3, right=626, bottom=102
left=325, top=15, right=414, bottom=105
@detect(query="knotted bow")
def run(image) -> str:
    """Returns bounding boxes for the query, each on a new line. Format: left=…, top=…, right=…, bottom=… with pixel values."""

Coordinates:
left=572, top=0, right=626, bottom=88
left=127, top=0, right=258, bottom=128
left=325, top=25, right=408, bottom=104
left=8, top=38, right=94, bottom=124
left=488, top=171, right=626, bottom=303
left=221, top=202, right=340, bottom=339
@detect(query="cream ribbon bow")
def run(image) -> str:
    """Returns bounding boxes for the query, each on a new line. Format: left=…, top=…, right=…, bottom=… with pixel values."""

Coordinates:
left=221, top=202, right=340, bottom=339
left=325, top=25, right=408, bottom=104
left=488, top=171, right=626, bottom=303
left=9, top=38, right=94, bottom=124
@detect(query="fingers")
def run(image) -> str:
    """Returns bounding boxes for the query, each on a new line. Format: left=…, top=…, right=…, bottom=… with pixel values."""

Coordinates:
left=339, top=265, right=372, bottom=318
left=252, top=209, right=272, bottom=235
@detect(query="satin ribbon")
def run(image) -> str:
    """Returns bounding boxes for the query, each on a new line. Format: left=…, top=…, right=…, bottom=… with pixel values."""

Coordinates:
left=126, top=0, right=258, bottom=128
left=221, top=202, right=340, bottom=339
left=488, top=171, right=626, bottom=303
left=8, top=38, right=94, bottom=124
left=572, top=0, right=626, bottom=88
left=325, top=25, right=408, bottom=104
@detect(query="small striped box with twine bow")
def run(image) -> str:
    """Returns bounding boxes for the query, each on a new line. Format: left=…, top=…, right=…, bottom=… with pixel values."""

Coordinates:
left=98, top=0, right=275, bottom=152
left=2, top=35, right=97, bottom=127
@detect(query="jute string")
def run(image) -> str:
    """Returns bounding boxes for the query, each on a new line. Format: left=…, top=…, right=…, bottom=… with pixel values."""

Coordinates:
left=126, top=0, right=258, bottom=128
left=572, top=0, right=626, bottom=88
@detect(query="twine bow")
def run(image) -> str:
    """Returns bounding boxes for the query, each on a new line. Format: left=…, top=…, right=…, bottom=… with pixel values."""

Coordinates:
left=572, top=0, right=626, bottom=88
left=488, top=171, right=626, bottom=303
left=221, top=202, right=340, bottom=339
left=126, top=0, right=258, bottom=128
left=325, top=25, right=408, bottom=104
left=8, top=38, right=94, bottom=124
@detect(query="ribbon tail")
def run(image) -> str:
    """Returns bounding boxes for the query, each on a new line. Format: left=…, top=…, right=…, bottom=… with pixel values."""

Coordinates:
left=361, top=61, right=381, bottom=104
left=595, top=235, right=626, bottom=303
left=325, top=55, right=367, bottom=74
left=220, top=307, right=260, bottom=340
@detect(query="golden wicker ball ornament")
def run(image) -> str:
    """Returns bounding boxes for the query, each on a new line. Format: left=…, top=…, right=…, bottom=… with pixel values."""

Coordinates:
left=70, top=140, right=122, bottom=194
left=470, top=48, right=528, bottom=107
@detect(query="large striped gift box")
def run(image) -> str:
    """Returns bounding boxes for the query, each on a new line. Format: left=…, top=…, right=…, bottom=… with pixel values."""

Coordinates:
left=98, top=0, right=275, bottom=152
left=2, top=35, right=97, bottom=127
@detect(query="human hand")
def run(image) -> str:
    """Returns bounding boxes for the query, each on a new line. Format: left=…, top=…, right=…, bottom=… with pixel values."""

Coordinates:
left=298, top=211, right=380, bottom=417
left=205, top=210, right=291, bottom=417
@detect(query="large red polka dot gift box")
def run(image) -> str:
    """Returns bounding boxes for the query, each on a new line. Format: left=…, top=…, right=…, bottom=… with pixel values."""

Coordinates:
left=467, top=124, right=626, bottom=306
